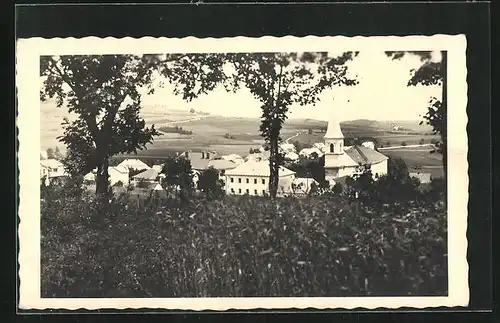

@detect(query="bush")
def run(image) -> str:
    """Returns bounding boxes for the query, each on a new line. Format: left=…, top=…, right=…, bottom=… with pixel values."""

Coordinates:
left=41, top=187, right=447, bottom=298
left=401, top=141, right=407, bottom=147
left=136, top=178, right=149, bottom=189
left=113, top=181, right=124, bottom=187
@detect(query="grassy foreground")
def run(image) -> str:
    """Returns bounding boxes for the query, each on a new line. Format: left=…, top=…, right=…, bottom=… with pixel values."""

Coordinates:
left=41, top=191, right=447, bottom=298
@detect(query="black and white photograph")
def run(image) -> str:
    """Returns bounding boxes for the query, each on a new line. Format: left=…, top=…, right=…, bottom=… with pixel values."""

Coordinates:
left=17, top=35, right=468, bottom=310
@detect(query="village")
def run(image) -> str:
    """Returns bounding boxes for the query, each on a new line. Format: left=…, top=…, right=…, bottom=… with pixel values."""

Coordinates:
left=40, top=115, right=433, bottom=198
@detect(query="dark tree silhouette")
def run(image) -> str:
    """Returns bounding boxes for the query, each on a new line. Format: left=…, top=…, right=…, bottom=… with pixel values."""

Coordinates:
left=197, top=167, right=225, bottom=199
left=40, top=55, right=161, bottom=195
left=161, top=156, right=194, bottom=205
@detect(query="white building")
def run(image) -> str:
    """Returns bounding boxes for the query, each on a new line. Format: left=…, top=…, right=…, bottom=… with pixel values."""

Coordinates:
left=361, top=141, right=375, bottom=150
left=313, top=142, right=326, bottom=152
left=299, top=147, right=324, bottom=158
left=117, top=158, right=150, bottom=171
left=279, top=143, right=296, bottom=154
left=324, top=116, right=388, bottom=186
left=284, top=151, right=300, bottom=162
left=40, top=159, right=67, bottom=180
left=224, top=160, right=296, bottom=196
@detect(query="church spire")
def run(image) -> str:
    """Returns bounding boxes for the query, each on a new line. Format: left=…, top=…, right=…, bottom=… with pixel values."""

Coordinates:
left=324, top=113, right=344, bottom=139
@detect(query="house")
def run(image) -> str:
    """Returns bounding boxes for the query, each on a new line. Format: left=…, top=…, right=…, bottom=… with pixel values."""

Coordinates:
left=117, top=158, right=150, bottom=172
left=279, top=143, right=296, bottom=153
left=313, top=142, right=326, bottom=152
left=291, top=177, right=319, bottom=195
left=183, top=151, right=238, bottom=174
left=40, top=159, right=67, bottom=180
left=245, top=151, right=270, bottom=162
left=152, top=164, right=164, bottom=172
left=284, top=151, right=300, bottom=162
left=224, top=160, right=296, bottom=196
left=298, top=147, right=324, bottom=158
left=410, top=172, right=432, bottom=184
left=132, top=168, right=160, bottom=185
left=83, top=165, right=130, bottom=187
left=221, top=154, right=244, bottom=165
left=361, top=141, right=375, bottom=150
left=323, top=115, right=388, bottom=186
left=109, top=165, right=130, bottom=186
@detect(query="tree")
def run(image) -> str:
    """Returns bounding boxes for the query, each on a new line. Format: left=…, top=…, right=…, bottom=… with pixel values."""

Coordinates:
left=40, top=55, right=161, bottom=195
left=401, top=141, right=407, bottom=147
left=385, top=51, right=447, bottom=184
left=226, top=52, right=358, bottom=198
left=46, top=148, right=55, bottom=159
left=308, top=128, right=313, bottom=134
left=419, top=138, right=425, bottom=145
left=190, top=108, right=196, bottom=114
left=161, top=156, right=194, bottom=205
left=197, top=167, right=224, bottom=199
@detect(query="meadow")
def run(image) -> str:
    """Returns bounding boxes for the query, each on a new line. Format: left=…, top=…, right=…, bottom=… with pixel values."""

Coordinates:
left=41, top=187, right=447, bottom=298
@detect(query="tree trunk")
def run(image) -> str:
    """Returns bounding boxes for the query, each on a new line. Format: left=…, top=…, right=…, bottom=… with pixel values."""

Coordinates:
left=95, top=155, right=110, bottom=195
left=441, top=51, right=448, bottom=197
left=268, top=136, right=280, bottom=199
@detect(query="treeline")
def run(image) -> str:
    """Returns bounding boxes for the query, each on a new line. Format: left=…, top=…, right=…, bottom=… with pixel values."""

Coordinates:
left=159, top=126, right=193, bottom=135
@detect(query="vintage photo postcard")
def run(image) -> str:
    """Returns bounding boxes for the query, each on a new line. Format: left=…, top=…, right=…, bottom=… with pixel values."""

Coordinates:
left=17, top=35, right=468, bottom=310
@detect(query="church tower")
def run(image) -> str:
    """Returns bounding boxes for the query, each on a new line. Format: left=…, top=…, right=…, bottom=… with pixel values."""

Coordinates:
left=324, top=115, right=345, bottom=181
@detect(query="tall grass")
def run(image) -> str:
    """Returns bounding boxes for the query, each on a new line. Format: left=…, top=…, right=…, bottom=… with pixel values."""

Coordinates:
left=41, top=190, right=447, bottom=298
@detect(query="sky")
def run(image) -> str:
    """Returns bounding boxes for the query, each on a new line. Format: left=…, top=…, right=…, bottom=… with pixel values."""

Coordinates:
left=140, top=51, right=442, bottom=122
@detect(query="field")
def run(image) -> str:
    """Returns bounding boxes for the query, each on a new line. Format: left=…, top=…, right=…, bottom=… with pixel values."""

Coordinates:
left=41, top=190, right=448, bottom=298
left=382, top=147, right=445, bottom=178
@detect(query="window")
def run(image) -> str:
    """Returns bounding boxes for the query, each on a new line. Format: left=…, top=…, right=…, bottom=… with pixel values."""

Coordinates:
left=231, top=188, right=235, bottom=193
left=230, top=177, right=234, bottom=183
left=330, top=143, right=334, bottom=153
left=238, top=188, right=241, bottom=194
left=246, top=178, right=249, bottom=184
left=246, top=189, right=249, bottom=194
left=262, top=178, right=265, bottom=184
left=254, top=178, right=257, bottom=184
left=238, top=178, right=241, bottom=183
left=262, top=190, right=266, bottom=195
left=254, top=189, right=258, bottom=195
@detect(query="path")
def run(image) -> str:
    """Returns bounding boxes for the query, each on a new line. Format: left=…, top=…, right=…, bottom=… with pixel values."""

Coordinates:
left=285, top=131, right=301, bottom=144
left=155, top=115, right=208, bottom=136
left=378, top=143, right=437, bottom=150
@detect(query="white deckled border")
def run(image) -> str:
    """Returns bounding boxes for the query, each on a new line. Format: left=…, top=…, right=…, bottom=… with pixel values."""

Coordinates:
left=17, top=35, right=469, bottom=310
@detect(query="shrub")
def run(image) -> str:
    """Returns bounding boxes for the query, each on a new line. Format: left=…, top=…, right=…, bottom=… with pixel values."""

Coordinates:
left=401, top=141, right=407, bottom=147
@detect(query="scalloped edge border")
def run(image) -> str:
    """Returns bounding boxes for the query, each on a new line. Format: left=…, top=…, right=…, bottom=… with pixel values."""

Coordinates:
left=16, top=35, right=469, bottom=311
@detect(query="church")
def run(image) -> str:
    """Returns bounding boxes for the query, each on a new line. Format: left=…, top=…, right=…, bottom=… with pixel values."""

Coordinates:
left=323, top=116, right=389, bottom=186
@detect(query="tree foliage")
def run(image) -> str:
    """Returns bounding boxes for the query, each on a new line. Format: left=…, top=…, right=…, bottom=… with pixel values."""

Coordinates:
left=161, top=156, right=194, bottom=205
left=40, top=55, right=161, bottom=195
left=197, top=167, right=225, bottom=200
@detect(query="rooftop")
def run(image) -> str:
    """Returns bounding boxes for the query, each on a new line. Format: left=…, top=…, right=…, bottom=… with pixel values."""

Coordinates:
left=132, top=168, right=160, bottom=180
left=40, top=159, right=63, bottom=169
